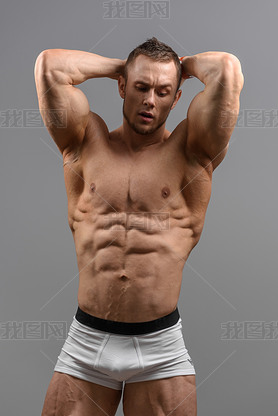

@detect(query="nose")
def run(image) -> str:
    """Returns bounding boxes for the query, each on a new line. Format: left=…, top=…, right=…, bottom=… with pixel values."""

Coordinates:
left=143, top=89, right=155, bottom=108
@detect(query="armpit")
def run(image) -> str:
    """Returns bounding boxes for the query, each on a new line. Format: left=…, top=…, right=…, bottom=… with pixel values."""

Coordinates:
left=63, top=147, right=81, bottom=166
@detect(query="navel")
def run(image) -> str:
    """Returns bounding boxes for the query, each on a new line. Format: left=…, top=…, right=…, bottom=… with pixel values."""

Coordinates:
left=161, top=186, right=170, bottom=198
left=120, top=275, right=129, bottom=281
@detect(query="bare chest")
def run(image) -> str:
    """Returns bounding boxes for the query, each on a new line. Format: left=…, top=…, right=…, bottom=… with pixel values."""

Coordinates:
left=63, top=133, right=212, bottom=228
left=66, top=139, right=186, bottom=210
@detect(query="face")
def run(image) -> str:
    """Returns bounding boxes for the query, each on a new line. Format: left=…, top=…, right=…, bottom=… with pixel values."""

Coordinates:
left=118, top=55, right=181, bottom=136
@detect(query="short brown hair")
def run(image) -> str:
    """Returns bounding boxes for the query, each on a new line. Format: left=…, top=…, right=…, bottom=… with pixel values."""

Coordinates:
left=124, top=37, right=182, bottom=92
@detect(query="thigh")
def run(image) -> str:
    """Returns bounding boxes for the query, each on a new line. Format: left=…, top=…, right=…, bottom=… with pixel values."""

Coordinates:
left=41, top=371, right=122, bottom=416
left=123, top=375, right=197, bottom=416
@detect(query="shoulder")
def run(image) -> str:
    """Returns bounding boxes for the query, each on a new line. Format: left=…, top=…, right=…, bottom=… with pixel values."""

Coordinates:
left=171, top=118, right=214, bottom=173
left=85, top=111, right=109, bottom=136
left=63, top=111, right=109, bottom=166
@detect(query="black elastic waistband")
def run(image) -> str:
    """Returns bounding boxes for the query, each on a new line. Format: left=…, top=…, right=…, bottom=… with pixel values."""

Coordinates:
left=75, top=306, right=180, bottom=335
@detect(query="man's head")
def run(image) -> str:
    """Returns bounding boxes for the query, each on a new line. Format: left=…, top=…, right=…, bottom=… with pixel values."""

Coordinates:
left=118, top=37, right=182, bottom=136
left=124, top=37, right=182, bottom=93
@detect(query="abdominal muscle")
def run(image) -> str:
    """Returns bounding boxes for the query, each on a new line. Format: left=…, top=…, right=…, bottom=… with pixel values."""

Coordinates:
left=72, top=209, right=196, bottom=322
left=63, top=121, right=211, bottom=322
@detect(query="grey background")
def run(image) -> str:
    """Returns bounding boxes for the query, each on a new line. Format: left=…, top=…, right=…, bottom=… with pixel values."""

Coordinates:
left=0, top=0, right=277, bottom=415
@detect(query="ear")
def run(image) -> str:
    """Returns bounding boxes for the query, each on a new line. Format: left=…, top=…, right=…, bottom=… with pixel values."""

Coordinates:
left=118, top=75, right=126, bottom=99
left=170, top=89, right=182, bottom=110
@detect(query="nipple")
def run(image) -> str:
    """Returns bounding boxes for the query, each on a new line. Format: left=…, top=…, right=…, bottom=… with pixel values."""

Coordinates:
left=90, top=183, right=96, bottom=192
left=161, top=186, right=170, bottom=198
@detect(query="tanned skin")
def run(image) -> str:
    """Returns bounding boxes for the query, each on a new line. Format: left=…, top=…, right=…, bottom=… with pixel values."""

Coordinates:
left=35, top=48, right=243, bottom=416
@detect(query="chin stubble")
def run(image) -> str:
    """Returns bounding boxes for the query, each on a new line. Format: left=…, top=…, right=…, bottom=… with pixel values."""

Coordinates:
left=122, top=100, right=170, bottom=136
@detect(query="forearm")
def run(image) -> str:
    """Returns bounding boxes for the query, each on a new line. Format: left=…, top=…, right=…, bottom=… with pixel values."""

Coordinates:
left=181, top=51, right=243, bottom=86
left=35, top=49, right=125, bottom=85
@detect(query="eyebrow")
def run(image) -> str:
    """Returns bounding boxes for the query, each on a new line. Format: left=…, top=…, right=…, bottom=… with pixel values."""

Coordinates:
left=135, top=81, right=172, bottom=89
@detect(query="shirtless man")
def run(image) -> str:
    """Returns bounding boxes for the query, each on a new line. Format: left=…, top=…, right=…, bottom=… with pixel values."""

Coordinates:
left=34, top=37, right=244, bottom=416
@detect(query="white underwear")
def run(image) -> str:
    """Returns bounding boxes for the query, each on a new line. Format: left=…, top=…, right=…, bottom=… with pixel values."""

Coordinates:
left=54, top=307, right=196, bottom=390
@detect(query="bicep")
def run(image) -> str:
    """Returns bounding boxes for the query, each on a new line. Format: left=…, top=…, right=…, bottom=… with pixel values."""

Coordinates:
left=186, top=68, right=243, bottom=170
left=34, top=58, right=90, bottom=156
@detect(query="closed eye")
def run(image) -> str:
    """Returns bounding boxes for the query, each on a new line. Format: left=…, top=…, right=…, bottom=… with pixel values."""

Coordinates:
left=136, top=86, right=168, bottom=96
left=136, top=86, right=147, bottom=92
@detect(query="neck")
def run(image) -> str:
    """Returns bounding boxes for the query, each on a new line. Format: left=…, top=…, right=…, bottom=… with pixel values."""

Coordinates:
left=119, top=118, right=169, bottom=153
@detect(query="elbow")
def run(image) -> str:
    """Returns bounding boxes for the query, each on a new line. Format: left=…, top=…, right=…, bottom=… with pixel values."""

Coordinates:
left=221, top=53, right=244, bottom=90
left=34, top=50, right=48, bottom=76
left=34, top=49, right=55, bottom=76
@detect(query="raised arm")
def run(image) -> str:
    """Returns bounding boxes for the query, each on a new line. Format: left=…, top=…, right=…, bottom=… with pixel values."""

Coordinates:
left=34, top=49, right=125, bottom=157
left=181, top=52, right=244, bottom=171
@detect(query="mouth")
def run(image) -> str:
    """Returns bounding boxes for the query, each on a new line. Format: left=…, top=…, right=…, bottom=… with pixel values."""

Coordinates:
left=139, top=111, right=154, bottom=122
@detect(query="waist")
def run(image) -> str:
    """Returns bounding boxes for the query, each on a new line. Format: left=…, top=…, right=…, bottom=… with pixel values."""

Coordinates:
left=75, top=306, right=180, bottom=335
